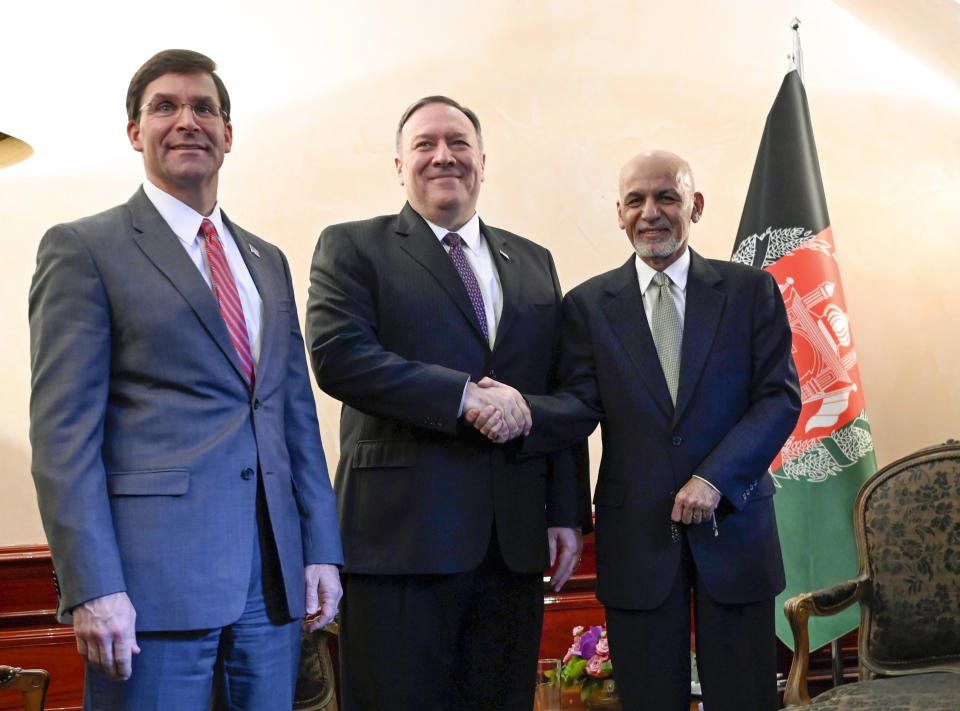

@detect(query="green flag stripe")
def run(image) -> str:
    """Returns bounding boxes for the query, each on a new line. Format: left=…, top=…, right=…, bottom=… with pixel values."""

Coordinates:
left=773, top=415, right=878, bottom=651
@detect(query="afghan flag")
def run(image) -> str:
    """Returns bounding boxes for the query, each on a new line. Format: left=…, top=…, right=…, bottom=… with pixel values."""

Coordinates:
left=732, top=69, right=877, bottom=651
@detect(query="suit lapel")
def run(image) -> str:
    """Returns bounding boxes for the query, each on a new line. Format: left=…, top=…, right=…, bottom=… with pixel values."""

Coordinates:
left=602, top=258, right=674, bottom=417
left=127, top=188, right=249, bottom=385
left=484, top=223, right=517, bottom=350
left=675, top=250, right=725, bottom=420
left=395, top=203, right=489, bottom=348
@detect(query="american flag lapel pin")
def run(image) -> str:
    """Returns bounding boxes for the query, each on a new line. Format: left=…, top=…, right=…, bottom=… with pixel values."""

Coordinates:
left=249, top=244, right=261, bottom=258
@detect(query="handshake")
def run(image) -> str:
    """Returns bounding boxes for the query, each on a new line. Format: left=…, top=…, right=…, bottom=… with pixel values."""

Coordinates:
left=463, top=377, right=531, bottom=443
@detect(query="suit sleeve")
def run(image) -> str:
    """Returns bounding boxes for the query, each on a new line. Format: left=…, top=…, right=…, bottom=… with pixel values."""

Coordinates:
left=278, top=250, right=344, bottom=566
left=28, top=225, right=126, bottom=618
left=305, top=225, right=469, bottom=434
left=691, top=270, right=801, bottom=509
left=524, top=290, right=605, bottom=452
left=540, top=256, right=594, bottom=533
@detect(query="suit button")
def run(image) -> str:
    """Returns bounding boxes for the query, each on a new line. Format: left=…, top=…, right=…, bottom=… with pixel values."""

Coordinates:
left=253, top=399, right=261, bottom=410
left=672, top=436, right=683, bottom=447
left=241, top=468, right=255, bottom=480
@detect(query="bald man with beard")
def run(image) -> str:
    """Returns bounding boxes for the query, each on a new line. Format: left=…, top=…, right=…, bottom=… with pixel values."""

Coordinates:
left=472, top=150, right=800, bottom=711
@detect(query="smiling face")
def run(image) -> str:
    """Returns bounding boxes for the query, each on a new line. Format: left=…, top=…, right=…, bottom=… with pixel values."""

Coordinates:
left=394, top=102, right=485, bottom=231
left=127, top=71, right=232, bottom=214
left=617, top=150, right=704, bottom=270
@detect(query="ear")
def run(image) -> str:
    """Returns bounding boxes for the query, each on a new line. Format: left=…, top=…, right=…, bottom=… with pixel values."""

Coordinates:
left=691, top=192, right=705, bottom=222
left=127, top=120, right=143, bottom=153
left=616, top=201, right=626, bottom=230
left=394, top=156, right=404, bottom=185
left=479, top=152, right=486, bottom=183
left=222, top=122, right=233, bottom=155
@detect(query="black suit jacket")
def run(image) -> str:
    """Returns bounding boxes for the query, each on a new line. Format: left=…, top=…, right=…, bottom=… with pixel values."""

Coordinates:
left=305, top=203, right=591, bottom=575
left=526, top=250, right=801, bottom=609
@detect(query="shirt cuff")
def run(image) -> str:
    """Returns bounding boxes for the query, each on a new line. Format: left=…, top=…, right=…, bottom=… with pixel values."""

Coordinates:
left=692, top=475, right=721, bottom=494
left=458, top=378, right=470, bottom=417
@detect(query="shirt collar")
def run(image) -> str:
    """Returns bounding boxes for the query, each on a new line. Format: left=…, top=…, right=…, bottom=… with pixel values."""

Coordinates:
left=634, top=246, right=691, bottom=293
left=142, top=179, right=226, bottom=248
left=423, top=213, right=482, bottom=254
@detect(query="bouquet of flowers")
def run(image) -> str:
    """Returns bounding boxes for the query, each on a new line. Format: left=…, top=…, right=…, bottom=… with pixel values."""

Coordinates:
left=553, top=625, right=614, bottom=701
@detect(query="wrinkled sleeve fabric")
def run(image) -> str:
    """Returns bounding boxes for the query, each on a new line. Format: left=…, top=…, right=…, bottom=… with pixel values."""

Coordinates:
left=29, top=224, right=126, bottom=619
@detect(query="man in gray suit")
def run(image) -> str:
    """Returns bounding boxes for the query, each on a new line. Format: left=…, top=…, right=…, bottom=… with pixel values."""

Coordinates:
left=28, top=49, right=343, bottom=710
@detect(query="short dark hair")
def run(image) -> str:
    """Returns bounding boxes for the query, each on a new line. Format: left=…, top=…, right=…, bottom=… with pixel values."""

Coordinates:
left=395, top=95, right=483, bottom=154
left=126, top=49, right=231, bottom=122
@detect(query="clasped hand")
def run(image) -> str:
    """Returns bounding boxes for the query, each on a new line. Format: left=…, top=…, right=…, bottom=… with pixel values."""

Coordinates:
left=463, top=377, right=531, bottom=443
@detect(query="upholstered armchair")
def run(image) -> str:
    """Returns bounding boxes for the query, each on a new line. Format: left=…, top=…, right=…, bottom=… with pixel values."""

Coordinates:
left=782, top=440, right=960, bottom=709
left=294, top=622, right=340, bottom=711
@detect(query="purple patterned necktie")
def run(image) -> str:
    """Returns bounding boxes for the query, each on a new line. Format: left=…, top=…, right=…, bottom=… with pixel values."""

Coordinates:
left=442, top=233, right=489, bottom=344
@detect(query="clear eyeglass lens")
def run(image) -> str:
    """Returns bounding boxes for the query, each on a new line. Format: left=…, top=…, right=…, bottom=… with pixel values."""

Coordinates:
left=147, top=102, right=220, bottom=120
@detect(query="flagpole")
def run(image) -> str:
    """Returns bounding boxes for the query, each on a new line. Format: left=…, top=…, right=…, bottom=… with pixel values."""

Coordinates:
left=790, top=17, right=805, bottom=83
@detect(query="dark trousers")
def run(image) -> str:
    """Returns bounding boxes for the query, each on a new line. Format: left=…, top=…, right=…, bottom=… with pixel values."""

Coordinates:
left=339, top=533, right=543, bottom=711
left=83, top=482, right=301, bottom=711
left=605, top=538, right=777, bottom=711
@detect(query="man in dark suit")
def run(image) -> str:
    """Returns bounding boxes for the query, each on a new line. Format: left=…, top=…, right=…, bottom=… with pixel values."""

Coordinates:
left=472, top=149, right=800, bottom=711
left=28, top=49, right=343, bottom=710
left=305, top=96, right=592, bottom=711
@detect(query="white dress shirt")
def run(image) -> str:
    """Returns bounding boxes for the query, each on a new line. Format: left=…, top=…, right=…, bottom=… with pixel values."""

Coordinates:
left=142, top=179, right=263, bottom=366
left=424, top=213, right=502, bottom=349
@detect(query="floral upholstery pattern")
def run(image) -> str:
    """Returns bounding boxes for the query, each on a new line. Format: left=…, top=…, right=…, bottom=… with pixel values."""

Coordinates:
left=861, top=452, right=960, bottom=668
left=783, top=672, right=960, bottom=711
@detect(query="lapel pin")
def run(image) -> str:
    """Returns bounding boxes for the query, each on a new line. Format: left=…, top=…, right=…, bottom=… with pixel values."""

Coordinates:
left=499, top=249, right=511, bottom=262
left=248, top=244, right=261, bottom=258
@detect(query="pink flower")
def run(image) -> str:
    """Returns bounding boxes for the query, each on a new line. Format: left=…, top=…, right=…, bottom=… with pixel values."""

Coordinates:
left=595, top=637, right=610, bottom=661
left=572, top=625, right=585, bottom=636
left=585, top=655, right=612, bottom=678
left=562, top=643, right=578, bottom=664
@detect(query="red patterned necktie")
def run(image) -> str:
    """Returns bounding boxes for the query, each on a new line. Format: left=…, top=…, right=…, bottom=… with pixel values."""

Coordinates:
left=199, top=219, right=255, bottom=386
left=442, top=232, right=489, bottom=344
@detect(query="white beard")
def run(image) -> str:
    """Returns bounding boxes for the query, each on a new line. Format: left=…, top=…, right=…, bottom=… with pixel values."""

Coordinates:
left=632, top=233, right=684, bottom=259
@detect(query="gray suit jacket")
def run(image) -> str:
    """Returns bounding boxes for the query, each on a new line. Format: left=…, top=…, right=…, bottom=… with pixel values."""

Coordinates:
left=29, top=187, right=343, bottom=630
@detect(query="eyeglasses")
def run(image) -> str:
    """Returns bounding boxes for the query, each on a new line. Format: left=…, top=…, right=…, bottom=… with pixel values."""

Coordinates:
left=139, top=101, right=227, bottom=122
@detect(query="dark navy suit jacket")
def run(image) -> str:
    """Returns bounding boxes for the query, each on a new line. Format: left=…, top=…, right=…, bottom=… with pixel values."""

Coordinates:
left=525, top=250, right=801, bottom=609
left=305, top=203, right=592, bottom=576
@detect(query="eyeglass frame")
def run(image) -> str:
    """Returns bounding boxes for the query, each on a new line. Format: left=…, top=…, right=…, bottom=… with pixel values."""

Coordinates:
left=138, top=100, right=229, bottom=123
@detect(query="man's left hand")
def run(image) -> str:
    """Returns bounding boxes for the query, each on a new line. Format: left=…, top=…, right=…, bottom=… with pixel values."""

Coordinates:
left=671, top=477, right=722, bottom=525
left=303, top=564, right=342, bottom=632
left=547, top=526, right=583, bottom=592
